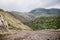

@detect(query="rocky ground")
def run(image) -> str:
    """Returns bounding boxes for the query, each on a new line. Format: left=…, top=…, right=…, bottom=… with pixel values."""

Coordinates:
left=0, top=30, right=60, bottom=40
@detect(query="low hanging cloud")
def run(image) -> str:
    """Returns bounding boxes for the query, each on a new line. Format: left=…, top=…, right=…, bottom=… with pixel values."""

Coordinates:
left=0, top=0, right=60, bottom=12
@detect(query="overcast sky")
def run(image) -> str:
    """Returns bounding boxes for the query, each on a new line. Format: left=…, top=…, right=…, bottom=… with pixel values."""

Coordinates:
left=0, top=0, right=60, bottom=12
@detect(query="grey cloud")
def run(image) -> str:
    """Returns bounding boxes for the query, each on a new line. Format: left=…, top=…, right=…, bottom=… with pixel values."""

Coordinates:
left=38, top=0, right=60, bottom=8
left=0, top=0, right=60, bottom=12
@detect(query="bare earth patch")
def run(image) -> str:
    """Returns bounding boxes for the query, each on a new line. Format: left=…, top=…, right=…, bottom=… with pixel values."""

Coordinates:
left=0, top=30, right=60, bottom=40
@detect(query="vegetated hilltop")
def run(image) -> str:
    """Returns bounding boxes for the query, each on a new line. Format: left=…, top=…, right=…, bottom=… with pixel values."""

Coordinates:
left=0, top=9, right=32, bottom=31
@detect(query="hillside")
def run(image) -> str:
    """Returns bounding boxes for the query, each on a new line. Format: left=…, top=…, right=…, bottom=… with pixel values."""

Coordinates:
left=0, top=9, right=32, bottom=31
left=10, top=11, right=34, bottom=24
left=28, top=14, right=60, bottom=30
left=8, top=9, right=60, bottom=30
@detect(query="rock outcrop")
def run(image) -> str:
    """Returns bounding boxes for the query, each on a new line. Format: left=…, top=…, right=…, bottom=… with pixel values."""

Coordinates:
left=0, top=14, right=9, bottom=33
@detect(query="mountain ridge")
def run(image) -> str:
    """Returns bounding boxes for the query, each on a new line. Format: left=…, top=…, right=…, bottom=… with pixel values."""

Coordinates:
left=30, top=8, right=60, bottom=14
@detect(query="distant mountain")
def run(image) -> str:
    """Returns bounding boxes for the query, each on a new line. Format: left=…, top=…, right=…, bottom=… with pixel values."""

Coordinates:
left=30, top=8, right=60, bottom=15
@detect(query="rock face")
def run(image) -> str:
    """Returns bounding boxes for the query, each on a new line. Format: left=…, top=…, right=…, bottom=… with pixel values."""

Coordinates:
left=0, top=14, right=9, bottom=32
left=0, top=30, right=60, bottom=40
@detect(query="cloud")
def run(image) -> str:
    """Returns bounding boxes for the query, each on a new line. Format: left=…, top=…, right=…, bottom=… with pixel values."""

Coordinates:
left=0, top=0, right=60, bottom=12
left=37, top=0, right=60, bottom=8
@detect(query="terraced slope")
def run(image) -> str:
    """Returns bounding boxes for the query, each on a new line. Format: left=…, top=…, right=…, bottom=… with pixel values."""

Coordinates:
left=0, top=11, right=32, bottom=30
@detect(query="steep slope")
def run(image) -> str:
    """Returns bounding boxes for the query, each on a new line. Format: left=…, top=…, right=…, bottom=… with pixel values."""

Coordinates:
left=0, top=10, right=32, bottom=31
left=10, top=11, right=34, bottom=24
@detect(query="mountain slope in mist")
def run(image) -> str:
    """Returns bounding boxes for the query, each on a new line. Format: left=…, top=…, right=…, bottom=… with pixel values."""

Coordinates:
left=30, top=8, right=60, bottom=15
left=10, top=11, right=34, bottom=24
left=0, top=9, right=32, bottom=30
